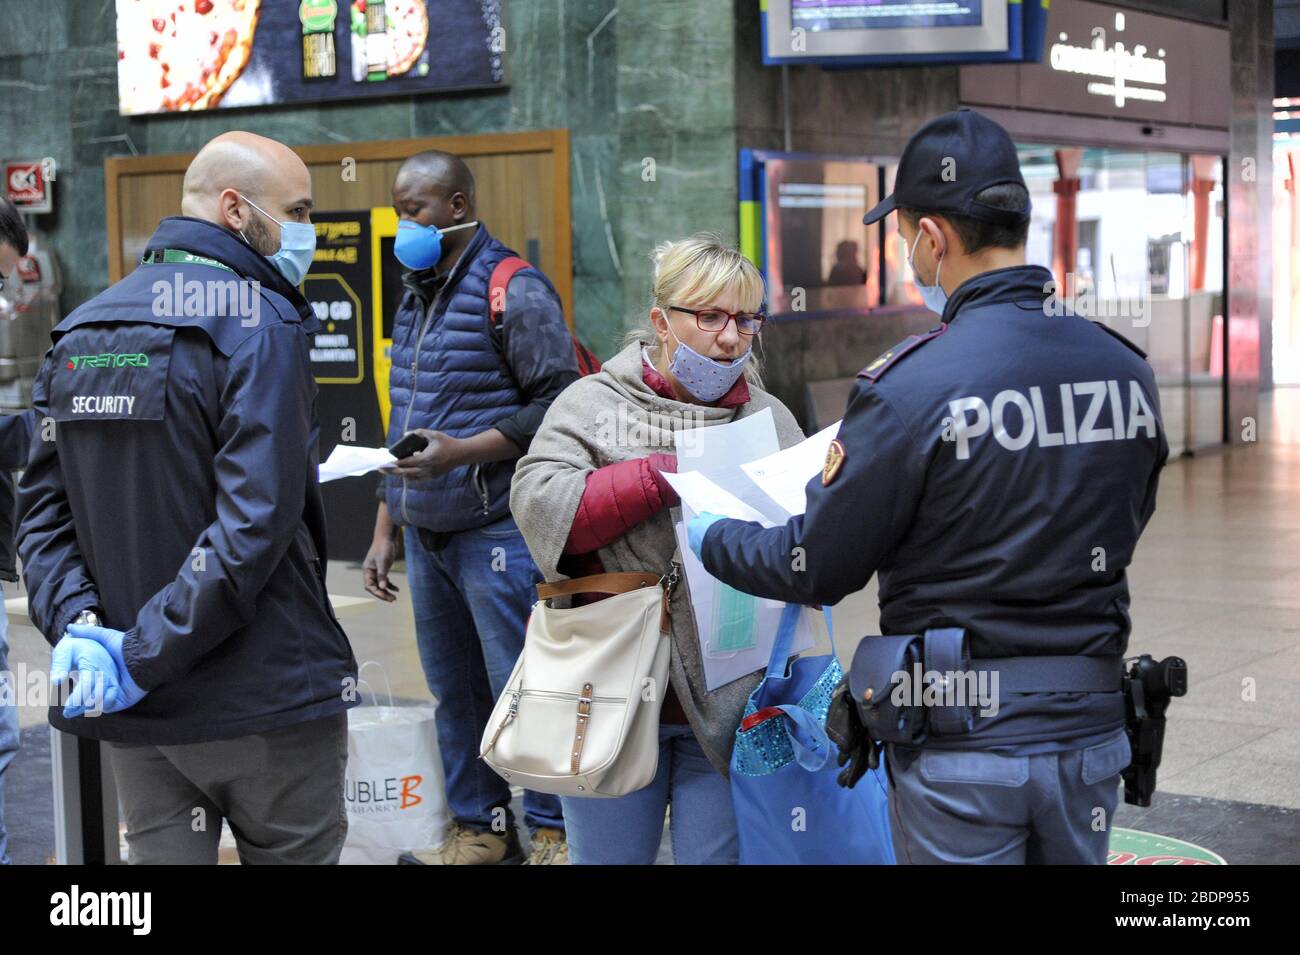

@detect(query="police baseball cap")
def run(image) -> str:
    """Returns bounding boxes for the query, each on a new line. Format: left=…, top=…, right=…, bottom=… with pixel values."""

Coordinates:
left=862, top=107, right=1030, bottom=226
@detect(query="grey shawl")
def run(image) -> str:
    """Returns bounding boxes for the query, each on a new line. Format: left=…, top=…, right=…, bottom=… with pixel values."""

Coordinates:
left=510, top=340, right=805, bottom=777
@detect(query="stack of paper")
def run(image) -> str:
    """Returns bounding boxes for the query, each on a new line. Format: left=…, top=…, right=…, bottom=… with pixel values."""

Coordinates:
left=660, top=410, right=843, bottom=690
left=740, top=420, right=842, bottom=517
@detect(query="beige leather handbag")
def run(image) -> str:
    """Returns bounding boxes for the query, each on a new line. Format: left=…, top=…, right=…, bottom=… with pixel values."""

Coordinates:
left=479, top=566, right=678, bottom=798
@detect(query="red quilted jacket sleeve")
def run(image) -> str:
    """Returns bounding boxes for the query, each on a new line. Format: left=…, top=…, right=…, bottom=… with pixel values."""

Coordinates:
left=564, top=453, right=678, bottom=555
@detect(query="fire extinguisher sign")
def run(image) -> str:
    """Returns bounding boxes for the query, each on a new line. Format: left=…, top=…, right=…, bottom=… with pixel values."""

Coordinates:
left=4, top=160, right=52, bottom=214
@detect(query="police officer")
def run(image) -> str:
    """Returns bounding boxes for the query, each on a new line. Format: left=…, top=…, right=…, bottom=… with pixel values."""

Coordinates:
left=687, top=109, right=1169, bottom=864
left=19, top=132, right=358, bottom=864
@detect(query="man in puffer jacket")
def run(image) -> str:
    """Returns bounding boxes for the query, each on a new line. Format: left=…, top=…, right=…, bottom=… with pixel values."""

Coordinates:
left=361, top=151, right=579, bottom=865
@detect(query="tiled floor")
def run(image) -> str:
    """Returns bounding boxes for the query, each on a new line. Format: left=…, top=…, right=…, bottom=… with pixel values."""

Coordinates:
left=1125, top=391, right=1300, bottom=810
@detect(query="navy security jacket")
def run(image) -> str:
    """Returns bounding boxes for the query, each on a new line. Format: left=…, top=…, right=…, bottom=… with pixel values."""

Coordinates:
left=383, top=224, right=578, bottom=533
left=702, top=265, right=1169, bottom=751
left=18, top=216, right=358, bottom=745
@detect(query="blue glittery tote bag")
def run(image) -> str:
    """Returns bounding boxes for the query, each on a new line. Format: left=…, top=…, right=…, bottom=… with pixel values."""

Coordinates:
left=730, top=602, right=895, bottom=865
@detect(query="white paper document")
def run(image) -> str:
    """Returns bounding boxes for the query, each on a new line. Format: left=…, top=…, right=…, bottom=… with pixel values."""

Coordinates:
left=673, top=405, right=794, bottom=521
left=319, top=445, right=397, bottom=483
left=740, top=419, right=843, bottom=517
left=673, top=520, right=816, bottom=691
left=660, top=406, right=836, bottom=688
left=660, top=471, right=776, bottom=527
left=674, top=405, right=779, bottom=472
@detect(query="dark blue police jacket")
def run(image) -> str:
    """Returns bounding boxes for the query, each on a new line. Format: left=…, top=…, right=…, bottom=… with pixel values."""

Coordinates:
left=19, top=216, right=358, bottom=745
left=702, top=264, right=1169, bottom=751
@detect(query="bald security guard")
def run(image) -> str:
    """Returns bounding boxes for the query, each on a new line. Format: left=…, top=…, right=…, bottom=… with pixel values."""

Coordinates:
left=687, top=109, right=1169, bottom=864
left=19, top=132, right=358, bottom=864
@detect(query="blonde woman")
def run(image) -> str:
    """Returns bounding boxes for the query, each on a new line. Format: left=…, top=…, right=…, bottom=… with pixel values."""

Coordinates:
left=510, top=235, right=804, bottom=864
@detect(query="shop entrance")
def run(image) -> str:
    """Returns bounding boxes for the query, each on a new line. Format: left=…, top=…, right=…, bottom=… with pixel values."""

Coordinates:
left=1018, top=145, right=1227, bottom=456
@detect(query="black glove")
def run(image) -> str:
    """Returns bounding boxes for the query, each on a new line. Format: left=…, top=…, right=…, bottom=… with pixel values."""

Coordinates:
left=825, top=676, right=879, bottom=789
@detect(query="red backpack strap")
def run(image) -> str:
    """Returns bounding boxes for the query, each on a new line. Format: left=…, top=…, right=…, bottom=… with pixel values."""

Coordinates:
left=489, top=254, right=602, bottom=375
left=574, top=340, right=602, bottom=375
left=488, top=256, right=532, bottom=326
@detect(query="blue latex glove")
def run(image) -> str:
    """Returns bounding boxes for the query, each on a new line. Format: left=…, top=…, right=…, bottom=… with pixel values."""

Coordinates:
left=50, top=624, right=148, bottom=718
left=687, top=512, right=727, bottom=562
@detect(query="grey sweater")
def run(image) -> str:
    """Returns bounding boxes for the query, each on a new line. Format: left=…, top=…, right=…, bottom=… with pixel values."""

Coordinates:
left=510, top=341, right=804, bottom=777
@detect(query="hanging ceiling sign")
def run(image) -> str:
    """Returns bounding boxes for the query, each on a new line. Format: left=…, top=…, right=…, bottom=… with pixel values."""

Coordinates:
left=960, top=0, right=1230, bottom=129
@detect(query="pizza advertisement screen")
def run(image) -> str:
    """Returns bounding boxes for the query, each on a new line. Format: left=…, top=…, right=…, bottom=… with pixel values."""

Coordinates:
left=115, top=0, right=506, bottom=116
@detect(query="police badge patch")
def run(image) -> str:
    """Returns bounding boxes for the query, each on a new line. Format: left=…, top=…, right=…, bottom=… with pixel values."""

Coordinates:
left=822, top=439, right=846, bottom=486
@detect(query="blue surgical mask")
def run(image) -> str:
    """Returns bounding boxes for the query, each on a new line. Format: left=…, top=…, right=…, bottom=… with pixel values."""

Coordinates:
left=663, top=311, right=752, bottom=403
left=393, top=220, right=479, bottom=270
left=908, top=230, right=948, bottom=316
left=239, top=193, right=316, bottom=286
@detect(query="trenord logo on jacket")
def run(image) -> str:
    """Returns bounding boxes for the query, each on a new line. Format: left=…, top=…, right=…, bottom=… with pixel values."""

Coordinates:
left=66, top=353, right=150, bottom=370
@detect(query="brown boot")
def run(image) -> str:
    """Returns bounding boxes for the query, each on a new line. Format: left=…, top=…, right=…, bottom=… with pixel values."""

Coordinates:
left=398, top=822, right=524, bottom=865
left=524, top=827, right=569, bottom=865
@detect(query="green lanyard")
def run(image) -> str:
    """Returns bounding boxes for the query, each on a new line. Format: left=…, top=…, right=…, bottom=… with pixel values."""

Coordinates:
left=140, top=248, right=236, bottom=274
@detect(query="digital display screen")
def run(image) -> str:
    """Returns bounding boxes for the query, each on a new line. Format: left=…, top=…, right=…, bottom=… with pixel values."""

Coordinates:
left=763, top=0, right=1021, bottom=66
left=791, top=0, right=983, bottom=32
left=115, top=0, right=505, bottom=116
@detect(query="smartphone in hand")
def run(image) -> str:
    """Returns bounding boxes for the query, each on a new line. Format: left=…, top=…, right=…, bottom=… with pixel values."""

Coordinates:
left=388, top=432, right=430, bottom=460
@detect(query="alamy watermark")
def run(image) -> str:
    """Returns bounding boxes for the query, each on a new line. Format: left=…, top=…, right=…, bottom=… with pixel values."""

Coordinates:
left=594, top=401, right=710, bottom=452
left=1044, top=274, right=1151, bottom=328
left=151, top=272, right=261, bottom=327
left=1, top=663, right=106, bottom=717
left=890, top=663, right=1000, bottom=717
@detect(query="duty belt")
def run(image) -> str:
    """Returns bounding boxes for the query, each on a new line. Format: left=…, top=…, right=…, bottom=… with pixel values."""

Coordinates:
left=849, top=625, right=1125, bottom=740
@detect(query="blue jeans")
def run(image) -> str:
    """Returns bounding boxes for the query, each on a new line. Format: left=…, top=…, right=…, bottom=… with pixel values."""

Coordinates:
left=404, top=518, right=563, bottom=835
left=886, top=729, right=1132, bottom=864
left=0, top=592, right=17, bottom=865
left=562, top=723, right=739, bottom=865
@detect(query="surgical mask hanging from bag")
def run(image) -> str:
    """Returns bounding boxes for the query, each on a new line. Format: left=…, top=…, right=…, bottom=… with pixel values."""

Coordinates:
left=707, top=583, right=759, bottom=656
left=238, top=193, right=317, bottom=286
left=662, top=311, right=753, bottom=403
left=908, top=230, right=948, bottom=316
left=393, top=220, right=479, bottom=270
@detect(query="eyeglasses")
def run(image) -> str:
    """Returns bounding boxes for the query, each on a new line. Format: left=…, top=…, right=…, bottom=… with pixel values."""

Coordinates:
left=667, top=305, right=765, bottom=336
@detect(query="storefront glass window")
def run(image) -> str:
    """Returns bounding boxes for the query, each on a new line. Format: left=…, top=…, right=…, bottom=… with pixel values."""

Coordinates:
left=1020, top=144, right=1225, bottom=455
left=763, top=157, right=881, bottom=315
